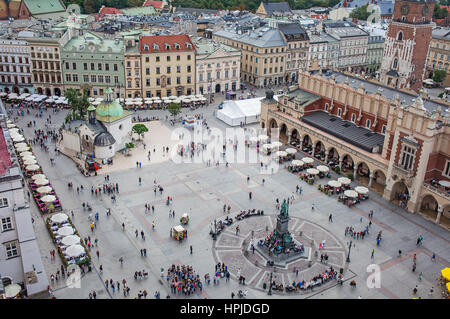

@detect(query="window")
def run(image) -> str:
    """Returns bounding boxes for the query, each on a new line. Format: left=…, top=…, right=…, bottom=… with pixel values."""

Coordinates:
left=91, top=63, right=95, bottom=70
left=114, top=64, right=118, bottom=71
left=98, top=63, right=102, bottom=70
left=98, top=75, right=103, bottom=83
left=65, top=74, right=72, bottom=82
left=167, top=67, right=171, bottom=74
left=382, top=125, right=387, bottom=134
left=146, top=78, right=150, bottom=86
left=167, top=77, right=171, bottom=85
left=187, top=55, right=191, bottom=61
left=177, top=65, right=180, bottom=73
left=91, top=75, right=96, bottom=83
left=83, top=75, right=89, bottom=82
left=167, top=56, right=171, bottom=62
left=156, top=56, right=160, bottom=62
left=337, top=108, right=342, bottom=117
left=177, top=77, right=181, bottom=84
left=73, top=74, right=78, bottom=82
left=177, top=55, right=180, bottom=61
left=444, top=160, right=450, bottom=178
left=351, top=113, right=356, bottom=122
left=156, top=78, right=160, bottom=86
left=156, top=67, right=160, bottom=74
left=366, top=119, right=371, bottom=128
left=105, top=64, right=109, bottom=71
left=146, top=68, right=150, bottom=75
left=400, top=145, right=416, bottom=171
left=393, top=58, right=398, bottom=70
left=1, top=217, right=13, bottom=232
left=5, top=241, right=19, bottom=259
left=187, top=76, right=191, bottom=84
left=114, top=76, right=119, bottom=84
left=0, top=198, right=8, bottom=208
left=83, top=63, right=88, bottom=70
left=187, top=65, right=191, bottom=72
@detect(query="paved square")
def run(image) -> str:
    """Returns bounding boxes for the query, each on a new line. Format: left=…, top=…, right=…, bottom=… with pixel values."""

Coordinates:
left=11, top=104, right=450, bottom=300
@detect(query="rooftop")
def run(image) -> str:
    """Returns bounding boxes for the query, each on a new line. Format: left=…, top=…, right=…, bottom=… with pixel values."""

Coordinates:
left=139, top=34, right=195, bottom=53
left=286, top=88, right=321, bottom=107
left=262, top=2, right=293, bottom=16
left=214, top=27, right=287, bottom=48
left=302, top=111, right=385, bottom=153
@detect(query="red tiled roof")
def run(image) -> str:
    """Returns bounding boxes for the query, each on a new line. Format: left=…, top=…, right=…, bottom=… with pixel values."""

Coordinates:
left=0, top=127, right=13, bottom=175
left=143, top=1, right=164, bottom=8
left=139, top=35, right=195, bottom=54
left=99, top=6, right=123, bottom=15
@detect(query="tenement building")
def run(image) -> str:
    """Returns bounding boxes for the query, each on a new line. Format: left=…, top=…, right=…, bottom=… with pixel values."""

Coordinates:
left=194, top=38, right=241, bottom=95
left=0, top=38, right=33, bottom=94
left=213, top=27, right=288, bottom=87
left=426, top=27, right=450, bottom=87
left=260, top=70, right=450, bottom=228
left=139, top=34, right=196, bottom=98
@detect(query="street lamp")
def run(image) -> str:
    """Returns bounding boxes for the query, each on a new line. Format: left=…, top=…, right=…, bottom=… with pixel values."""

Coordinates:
left=267, top=271, right=273, bottom=295
left=346, top=240, right=353, bottom=263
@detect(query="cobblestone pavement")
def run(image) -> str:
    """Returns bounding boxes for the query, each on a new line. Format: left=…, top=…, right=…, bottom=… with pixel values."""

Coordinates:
left=7, top=88, right=450, bottom=299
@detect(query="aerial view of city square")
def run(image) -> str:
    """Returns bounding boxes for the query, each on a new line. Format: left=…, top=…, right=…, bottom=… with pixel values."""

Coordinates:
left=0, top=0, right=449, bottom=310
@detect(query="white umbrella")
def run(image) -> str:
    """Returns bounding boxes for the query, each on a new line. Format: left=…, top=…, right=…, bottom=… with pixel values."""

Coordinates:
left=20, top=151, right=33, bottom=157
left=0, top=92, right=7, bottom=96
left=12, top=135, right=25, bottom=142
left=302, top=157, right=314, bottom=164
left=92, top=101, right=101, bottom=106
left=57, top=226, right=74, bottom=236
left=20, top=93, right=30, bottom=98
left=125, top=101, right=134, bottom=106
left=45, top=98, right=54, bottom=103
left=8, top=93, right=18, bottom=99
left=355, top=186, right=369, bottom=195
left=153, top=100, right=161, bottom=103
left=41, top=195, right=56, bottom=203
left=307, top=168, right=319, bottom=175
left=182, top=99, right=191, bottom=103
left=249, top=136, right=259, bottom=143
left=61, top=235, right=81, bottom=246
left=328, top=180, right=342, bottom=188
left=275, top=151, right=288, bottom=157
left=135, top=101, right=143, bottom=105
left=439, top=180, right=450, bottom=188
left=51, top=213, right=68, bottom=223
left=169, top=95, right=178, bottom=99
left=16, top=146, right=30, bottom=152
left=31, top=174, right=46, bottom=180
left=23, top=159, right=37, bottom=165
left=9, top=128, right=19, bottom=133
left=338, top=177, right=351, bottom=185
left=34, top=178, right=49, bottom=186
left=258, top=135, right=269, bottom=141
left=262, top=143, right=274, bottom=150
left=291, top=159, right=304, bottom=167
left=88, top=97, right=96, bottom=102
left=7, top=123, right=16, bottom=128
left=317, top=165, right=329, bottom=173
left=21, top=154, right=36, bottom=161
left=285, top=148, right=297, bottom=154
left=4, top=284, right=21, bottom=298
left=26, top=164, right=40, bottom=171
left=36, top=186, right=53, bottom=194
left=95, top=97, right=103, bottom=102
left=15, top=142, right=28, bottom=148
left=65, top=244, right=85, bottom=258
left=271, top=141, right=282, bottom=148
left=344, top=190, right=358, bottom=198
left=145, top=100, right=152, bottom=104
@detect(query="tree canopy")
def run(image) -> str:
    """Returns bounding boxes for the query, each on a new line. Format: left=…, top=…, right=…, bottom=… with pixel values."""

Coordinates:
left=349, top=4, right=371, bottom=21
left=167, top=102, right=181, bottom=119
left=132, top=123, right=149, bottom=140
left=432, top=70, right=446, bottom=83
left=434, top=3, right=449, bottom=20
left=65, top=88, right=90, bottom=123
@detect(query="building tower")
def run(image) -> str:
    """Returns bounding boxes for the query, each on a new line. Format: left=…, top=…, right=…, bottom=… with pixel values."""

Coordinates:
left=379, top=0, right=435, bottom=91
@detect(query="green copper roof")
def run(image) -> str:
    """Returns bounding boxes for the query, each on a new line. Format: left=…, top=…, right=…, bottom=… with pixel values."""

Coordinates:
left=96, top=100, right=124, bottom=118
left=23, top=0, right=66, bottom=15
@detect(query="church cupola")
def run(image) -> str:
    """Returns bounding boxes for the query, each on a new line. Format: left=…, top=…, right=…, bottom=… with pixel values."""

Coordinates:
left=104, top=87, right=114, bottom=103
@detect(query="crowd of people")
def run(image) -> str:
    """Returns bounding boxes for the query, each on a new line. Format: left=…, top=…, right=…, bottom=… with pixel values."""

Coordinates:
left=167, top=264, right=203, bottom=296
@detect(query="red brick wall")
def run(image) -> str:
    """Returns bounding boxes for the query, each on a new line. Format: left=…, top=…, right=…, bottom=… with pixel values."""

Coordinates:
left=385, top=133, right=395, bottom=160
left=425, top=152, right=450, bottom=181
left=392, top=0, right=434, bottom=22
left=394, top=132, right=424, bottom=175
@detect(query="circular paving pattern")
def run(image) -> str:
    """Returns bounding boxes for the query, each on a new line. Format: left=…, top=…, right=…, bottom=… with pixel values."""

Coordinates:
left=212, top=214, right=348, bottom=295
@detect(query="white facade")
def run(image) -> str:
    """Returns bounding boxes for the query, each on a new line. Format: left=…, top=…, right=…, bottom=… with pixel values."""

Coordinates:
left=103, top=117, right=133, bottom=152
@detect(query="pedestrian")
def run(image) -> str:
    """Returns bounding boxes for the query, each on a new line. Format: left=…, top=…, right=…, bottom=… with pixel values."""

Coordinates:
left=429, top=287, right=434, bottom=296
left=329, top=214, right=333, bottom=222
left=231, top=292, right=235, bottom=299
left=96, top=250, right=100, bottom=259
left=431, top=252, right=436, bottom=261
left=371, top=249, right=375, bottom=259
left=249, top=192, right=252, bottom=200
left=413, top=285, right=418, bottom=294
left=418, top=272, right=423, bottom=281
left=190, top=245, right=193, bottom=254
left=139, top=177, right=142, bottom=186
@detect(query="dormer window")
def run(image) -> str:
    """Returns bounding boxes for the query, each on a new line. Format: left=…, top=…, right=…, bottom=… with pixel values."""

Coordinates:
left=144, top=44, right=149, bottom=51
left=165, top=43, right=170, bottom=50
left=174, top=42, right=180, bottom=49
left=153, top=43, right=159, bottom=50
left=186, top=42, right=191, bottom=49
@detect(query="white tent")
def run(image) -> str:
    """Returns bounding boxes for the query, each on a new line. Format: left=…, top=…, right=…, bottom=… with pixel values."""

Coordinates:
left=216, top=97, right=262, bottom=126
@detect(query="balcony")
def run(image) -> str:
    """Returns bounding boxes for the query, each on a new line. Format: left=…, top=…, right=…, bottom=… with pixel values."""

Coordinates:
left=423, top=182, right=450, bottom=200
left=392, top=164, right=415, bottom=187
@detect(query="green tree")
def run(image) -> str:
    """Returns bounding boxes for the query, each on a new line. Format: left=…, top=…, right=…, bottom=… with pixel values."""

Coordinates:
left=167, top=102, right=181, bottom=120
left=132, top=123, right=149, bottom=140
left=432, top=70, right=447, bottom=83
left=349, top=5, right=371, bottom=21
left=83, top=0, right=97, bottom=13
left=434, top=3, right=449, bottom=19
left=65, top=88, right=90, bottom=122
left=127, top=0, right=144, bottom=7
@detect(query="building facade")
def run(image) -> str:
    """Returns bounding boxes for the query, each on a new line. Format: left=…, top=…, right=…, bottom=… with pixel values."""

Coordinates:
left=308, top=32, right=340, bottom=69
left=379, top=0, right=435, bottom=91
left=260, top=70, right=450, bottom=228
left=139, top=34, right=196, bottom=98
left=194, top=38, right=241, bottom=96
left=61, top=31, right=125, bottom=98
left=278, top=23, right=310, bottom=83
left=24, top=37, right=63, bottom=96
left=124, top=36, right=142, bottom=98
left=0, top=39, right=33, bottom=94
left=366, top=34, right=385, bottom=74
left=324, top=21, right=369, bottom=73
left=213, top=27, right=288, bottom=87
left=426, top=28, right=450, bottom=87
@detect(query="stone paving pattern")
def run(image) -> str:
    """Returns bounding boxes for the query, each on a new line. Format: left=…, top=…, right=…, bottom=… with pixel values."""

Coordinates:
left=9, top=93, right=450, bottom=299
